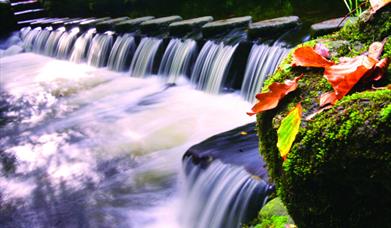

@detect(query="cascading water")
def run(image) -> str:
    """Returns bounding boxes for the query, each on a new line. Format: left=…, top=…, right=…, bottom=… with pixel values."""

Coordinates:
left=190, top=41, right=238, bottom=94
left=240, top=44, right=289, bottom=102
left=87, top=32, right=115, bottom=68
left=23, top=27, right=41, bottom=51
left=129, top=37, right=163, bottom=78
left=181, top=158, right=269, bottom=228
left=0, top=53, right=253, bottom=227
left=32, top=27, right=53, bottom=54
left=44, top=27, right=66, bottom=57
left=56, top=27, right=80, bottom=60
left=107, top=34, right=136, bottom=72
left=70, top=29, right=96, bottom=63
left=158, top=39, right=197, bottom=83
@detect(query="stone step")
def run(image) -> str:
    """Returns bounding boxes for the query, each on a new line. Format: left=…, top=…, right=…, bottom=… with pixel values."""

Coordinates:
left=14, top=8, right=46, bottom=21
left=11, top=0, right=40, bottom=12
left=29, top=18, right=64, bottom=28
left=140, top=15, right=182, bottom=35
left=202, top=16, right=252, bottom=38
left=310, top=17, right=357, bottom=37
left=169, top=16, right=213, bottom=37
left=249, top=16, right=300, bottom=39
left=114, top=16, right=155, bottom=33
left=95, top=17, right=130, bottom=33
left=78, top=17, right=111, bottom=31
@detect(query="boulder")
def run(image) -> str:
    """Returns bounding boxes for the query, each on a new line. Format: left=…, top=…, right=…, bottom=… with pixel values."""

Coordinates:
left=140, top=15, right=182, bottom=35
left=249, top=16, right=300, bottom=39
left=169, top=16, right=213, bottom=37
left=202, top=16, right=252, bottom=38
left=95, top=17, right=129, bottom=33
left=310, top=17, right=357, bottom=37
left=114, top=16, right=155, bottom=33
left=256, top=7, right=391, bottom=227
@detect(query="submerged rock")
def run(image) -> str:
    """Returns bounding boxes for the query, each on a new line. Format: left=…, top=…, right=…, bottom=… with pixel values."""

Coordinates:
left=249, top=16, right=300, bottom=39
left=256, top=6, right=391, bottom=227
left=202, top=16, right=252, bottom=38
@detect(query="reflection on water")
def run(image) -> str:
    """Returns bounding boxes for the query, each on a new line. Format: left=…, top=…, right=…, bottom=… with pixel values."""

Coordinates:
left=0, top=53, right=252, bottom=227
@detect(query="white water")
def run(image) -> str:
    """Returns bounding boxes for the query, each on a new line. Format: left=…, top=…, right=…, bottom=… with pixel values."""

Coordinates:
left=107, top=34, right=136, bottom=72
left=56, top=27, right=80, bottom=60
left=158, top=39, right=197, bottom=84
left=0, top=53, right=253, bottom=228
left=70, top=28, right=96, bottom=63
left=87, top=32, right=114, bottom=67
left=129, top=37, right=163, bottom=78
left=240, top=44, right=289, bottom=103
left=190, top=41, right=238, bottom=94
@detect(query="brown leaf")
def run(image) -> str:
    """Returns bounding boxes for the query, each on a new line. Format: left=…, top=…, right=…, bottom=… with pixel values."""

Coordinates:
left=323, top=55, right=378, bottom=99
left=292, top=46, right=334, bottom=68
left=247, top=76, right=302, bottom=116
left=370, top=0, right=391, bottom=13
left=368, top=41, right=385, bottom=60
left=319, top=91, right=338, bottom=107
left=372, top=57, right=390, bottom=81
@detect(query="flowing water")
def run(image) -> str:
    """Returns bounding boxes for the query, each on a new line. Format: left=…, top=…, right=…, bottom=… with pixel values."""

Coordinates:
left=0, top=26, right=292, bottom=227
left=0, top=52, right=254, bottom=228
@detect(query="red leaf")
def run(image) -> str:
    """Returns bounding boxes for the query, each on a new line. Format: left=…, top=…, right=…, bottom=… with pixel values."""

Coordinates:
left=324, top=56, right=378, bottom=99
left=292, top=46, right=334, bottom=68
left=370, top=0, right=391, bottom=13
left=319, top=91, right=338, bottom=107
left=372, top=57, right=390, bottom=81
left=247, top=76, right=302, bottom=116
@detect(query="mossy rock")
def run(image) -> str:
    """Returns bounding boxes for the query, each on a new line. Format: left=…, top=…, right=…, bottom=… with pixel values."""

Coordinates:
left=254, top=197, right=294, bottom=228
left=256, top=6, right=391, bottom=228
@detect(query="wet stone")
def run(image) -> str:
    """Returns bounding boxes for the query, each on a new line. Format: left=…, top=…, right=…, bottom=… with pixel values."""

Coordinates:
left=114, top=16, right=155, bottom=33
left=140, top=16, right=183, bottom=35
left=311, top=17, right=357, bottom=37
left=249, top=16, right=300, bottom=38
left=95, top=17, right=130, bottom=33
left=78, top=17, right=111, bottom=31
left=169, top=16, right=213, bottom=37
left=202, top=16, right=252, bottom=38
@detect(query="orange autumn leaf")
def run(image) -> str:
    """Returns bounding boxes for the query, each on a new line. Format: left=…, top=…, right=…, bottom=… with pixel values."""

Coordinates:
left=319, top=92, right=338, bottom=107
left=292, top=46, right=334, bottom=68
left=370, top=0, right=391, bottom=13
left=247, top=76, right=302, bottom=116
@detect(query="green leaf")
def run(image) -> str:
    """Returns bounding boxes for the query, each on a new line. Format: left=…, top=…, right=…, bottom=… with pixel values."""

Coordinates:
left=277, top=103, right=302, bottom=159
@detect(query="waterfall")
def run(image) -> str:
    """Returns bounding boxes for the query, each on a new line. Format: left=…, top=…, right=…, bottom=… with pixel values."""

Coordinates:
left=181, top=158, right=268, bottom=228
left=129, top=37, right=162, bottom=77
left=86, top=32, right=114, bottom=67
left=56, top=27, right=80, bottom=60
left=190, top=41, right=238, bottom=94
left=32, top=27, right=52, bottom=54
left=240, top=44, right=289, bottom=103
left=70, top=29, right=96, bottom=63
left=23, top=27, right=41, bottom=51
left=44, top=27, right=66, bottom=57
left=107, top=34, right=136, bottom=72
left=158, top=38, right=197, bottom=83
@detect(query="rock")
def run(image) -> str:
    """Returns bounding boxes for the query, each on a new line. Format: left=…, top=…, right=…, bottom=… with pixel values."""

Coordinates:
left=184, top=122, right=268, bottom=179
left=114, top=16, right=155, bottom=33
left=257, top=8, right=391, bottom=227
left=0, top=0, right=17, bottom=35
left=249, top=16, right=300, bottom=39
left=95, top=17, right=129, bottom=33
left=78, top=17, right=110, bottom=31
left=202, top=16, right=252, bottom=38
left=169, top=16, right=213, bottom=37
left=140, top=16, right=182, bottom=35
left=310, top=17, right=357, bottom=37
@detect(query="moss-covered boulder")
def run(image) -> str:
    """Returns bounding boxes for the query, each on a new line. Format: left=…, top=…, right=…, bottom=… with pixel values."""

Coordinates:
left=253, top=197, right=294, bottom=228
left=256, top=6, right=391, bottom=227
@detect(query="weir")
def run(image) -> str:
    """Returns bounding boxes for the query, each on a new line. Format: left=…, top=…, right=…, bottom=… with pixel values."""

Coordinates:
left=0, top=12, right=309, bottom=228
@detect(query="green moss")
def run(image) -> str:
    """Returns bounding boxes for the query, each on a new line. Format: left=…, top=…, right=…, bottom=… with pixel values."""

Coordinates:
left=256, top=6, right=391, bottom=228
left=249, top=198, right=295, bottom=228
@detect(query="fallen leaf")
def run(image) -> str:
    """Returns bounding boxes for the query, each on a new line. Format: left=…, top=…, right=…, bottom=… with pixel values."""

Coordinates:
left=370, top=0, right=391, bottom=13
left=247, top=76, right=302, bottom=116
left=324, top=55, right=378, bottom=99
left=305, top=105, right=333, bottom=121
left=277, top=103, right=302, bottom=160
left=292, top=46, right=334, bottom=68
left=240, top=131, right=248, bottom=136
left=368, top=41, right=385, bottom=60
left=372, top=57, right=390, bottom=81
